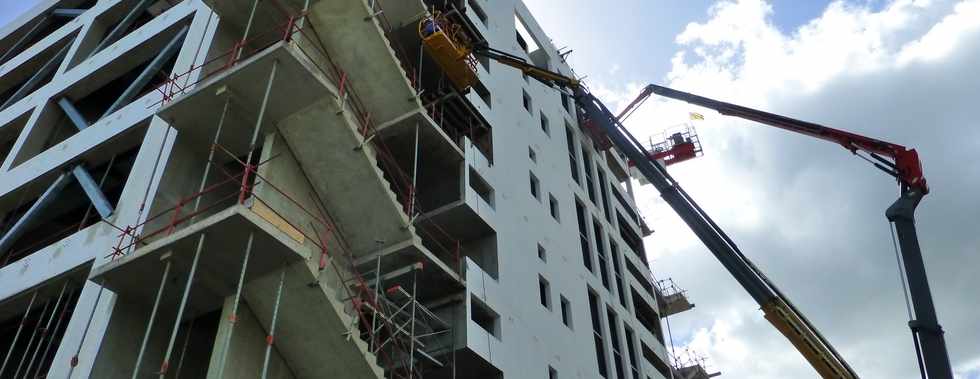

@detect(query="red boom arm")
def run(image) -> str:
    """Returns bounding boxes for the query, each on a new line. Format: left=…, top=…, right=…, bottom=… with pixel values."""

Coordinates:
left=624, top=85, right=927, bottom=194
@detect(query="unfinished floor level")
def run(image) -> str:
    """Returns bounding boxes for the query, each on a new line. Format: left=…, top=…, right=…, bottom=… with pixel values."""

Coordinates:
left=0, top=0, right=687, bottom=378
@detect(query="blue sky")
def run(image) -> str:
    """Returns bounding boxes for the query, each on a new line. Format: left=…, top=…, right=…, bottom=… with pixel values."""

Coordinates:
left=523, top=0, right=838, bottom=89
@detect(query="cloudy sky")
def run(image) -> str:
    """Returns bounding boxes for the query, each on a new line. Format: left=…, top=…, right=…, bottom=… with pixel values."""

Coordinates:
left=2, top=0, right=976, bottom=378
left=524, top=0, right=980, bottom=378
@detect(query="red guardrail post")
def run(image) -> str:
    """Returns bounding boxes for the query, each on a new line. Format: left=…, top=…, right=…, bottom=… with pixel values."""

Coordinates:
left=238, top=164, right=254, bottom=204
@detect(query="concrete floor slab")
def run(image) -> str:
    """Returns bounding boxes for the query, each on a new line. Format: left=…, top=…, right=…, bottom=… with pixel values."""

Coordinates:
left=376, top=108, right=463, bottom=168
left=353, top=238, right=463, bottom=301
left=244, top=260, right=384, bottom=379
left=417, top=199, right=493, bottom=242
left=306, top=0, right=421, bottom=125
left=156, top=42, right=333, bottom=157
left=277, top=95, right=414, bottom=256
left=90, top=205, right=311, bottom=319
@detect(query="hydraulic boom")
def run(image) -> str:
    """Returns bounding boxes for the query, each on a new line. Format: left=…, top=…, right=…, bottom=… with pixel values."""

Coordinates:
left=466, top=36, right=950, bottom=378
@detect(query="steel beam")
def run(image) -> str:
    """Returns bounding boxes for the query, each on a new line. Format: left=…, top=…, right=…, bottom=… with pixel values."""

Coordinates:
left=58, top=98, right=116, bottom=219
left=87, top=0, right=155, bottom=59
left=0, top=172, right=71, bottom=256
left=51, top=9, right=86, bottom=18
left=72, top=165, right=114, bottom=219
left=57, top=97, right=90, bottom=131
left=101, top=25, right=189, bottom=120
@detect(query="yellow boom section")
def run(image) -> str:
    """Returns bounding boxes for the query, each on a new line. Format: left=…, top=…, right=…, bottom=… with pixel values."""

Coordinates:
left=763, top=300, right=857, bottom=379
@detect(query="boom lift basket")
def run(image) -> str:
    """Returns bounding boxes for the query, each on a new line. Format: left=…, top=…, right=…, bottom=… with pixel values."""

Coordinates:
left=419, top=13, right=478, bottom=91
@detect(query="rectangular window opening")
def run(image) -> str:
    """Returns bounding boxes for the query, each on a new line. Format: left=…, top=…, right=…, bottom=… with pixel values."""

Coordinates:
left=588, top=288, right=609, bottom=377
left=549, top=194, right=560, bottom=222
left=529, top=171, right=540, bottom=200
left=472, top=80, right=491, bottom=108
left=523, top=89, right=533, bottom=113
left=539, top=275, right=552, bottom=310
left=560, top=295, right=572, bottom=328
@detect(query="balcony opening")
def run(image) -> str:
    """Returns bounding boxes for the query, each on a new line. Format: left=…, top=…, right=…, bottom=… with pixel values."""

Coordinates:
left=471, top=295, right=500, bottom=339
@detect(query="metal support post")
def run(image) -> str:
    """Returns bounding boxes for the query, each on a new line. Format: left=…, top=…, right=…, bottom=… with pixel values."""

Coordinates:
left=23, top=282, right=68, bottom=377
left=132, top=258, right=172, bottom=379
left=260, top=267, right=288, bottom=379
left=370, top=255, right=382, bottom=351
left=214, top=232, right=254, bottom=378
left=1, top=43, right=70, bottom=110
left=0, top=172, right=71, bottom=256
left=34, top=286, right=73, bottom=379
left=409, top=269, right=418, bottom=377
left=193, top=97, right=231, bottom=214
left=102, top=25, right=189, bottom=120
left=12, top=300, right=50, bottom=378
left=236, top=0, right=261, bottom=61
left=246, top=59, right=279, bottom=165
left=886, top=190, right=953, bottom=379
left=0, top=291, right=37, bottom=377
left=159, top=235, right=205, bottom=378
left=87, top=0, right=155, bottom=59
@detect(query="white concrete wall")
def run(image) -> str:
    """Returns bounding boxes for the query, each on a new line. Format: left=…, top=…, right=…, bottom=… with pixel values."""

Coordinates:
left=457, top=0, right=672, bottom=378
left=0, top=1, right=217, bottom=377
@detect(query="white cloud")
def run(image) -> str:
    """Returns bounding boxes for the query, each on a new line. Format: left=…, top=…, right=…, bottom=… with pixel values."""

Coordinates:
left=598, top=0, right=980, bottom=378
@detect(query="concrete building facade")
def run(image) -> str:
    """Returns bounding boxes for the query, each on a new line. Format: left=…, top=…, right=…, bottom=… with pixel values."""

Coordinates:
left=0, top=1, right=687, bottom=378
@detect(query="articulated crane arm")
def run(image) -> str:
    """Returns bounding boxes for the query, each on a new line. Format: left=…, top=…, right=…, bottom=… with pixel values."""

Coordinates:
left=575, top=89, right=860, bottom=379
left=465, top=47, right=860, bottom=378
left=629, top=84, right=952, bottom=379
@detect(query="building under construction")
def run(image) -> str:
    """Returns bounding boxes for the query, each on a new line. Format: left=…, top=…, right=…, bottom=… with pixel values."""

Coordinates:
left=0, top=0, right=702, bottom=378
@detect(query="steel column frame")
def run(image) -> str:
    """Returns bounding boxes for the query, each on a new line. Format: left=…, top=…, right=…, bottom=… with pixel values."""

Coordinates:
left=102, top=24, right=189, bottom=120
left=1, top=43, right=70, bottom=110
left=12, top=300, right=50, bottom=378
left=71, top=165, right=114, bottom=218
left=159, top=235, right=205, bottom=378
left=131, top=259, right=172, bottom=379
left=887, top=191, right=953, bottom=379
left=87, top=0, right=155, bottom=59
left=51, top=8, right=87, bottom=18
left=22, top=282, right=69, bottom=377
left=214, top=232, right=253, bottom=378
left=260, top=266, right=287, bottom=379
left=0, top=291, right=38, bottom=377
left=0, top=172, right=71, bottom=256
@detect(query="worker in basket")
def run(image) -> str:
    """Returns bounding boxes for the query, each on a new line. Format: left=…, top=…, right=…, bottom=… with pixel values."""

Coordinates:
left=421, top=17, right=441, bottom=38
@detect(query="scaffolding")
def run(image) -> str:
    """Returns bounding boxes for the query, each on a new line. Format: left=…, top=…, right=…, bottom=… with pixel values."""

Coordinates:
left=671, top=347, right=721, bottom=379
left=89, top=5, right=467, bottom=378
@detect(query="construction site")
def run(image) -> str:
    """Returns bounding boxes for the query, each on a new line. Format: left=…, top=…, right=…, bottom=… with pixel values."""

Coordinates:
left=0, top=0, right=956, bottom=379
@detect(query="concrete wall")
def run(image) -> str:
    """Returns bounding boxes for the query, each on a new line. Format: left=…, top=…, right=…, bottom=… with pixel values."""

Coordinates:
left=451, top=0, right=673, bottom=378
left=0, top=1, right=220, bottom=378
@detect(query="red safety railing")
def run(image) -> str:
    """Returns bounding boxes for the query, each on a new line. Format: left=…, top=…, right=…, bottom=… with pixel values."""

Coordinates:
left=101, top=144, right=419, bottom=377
